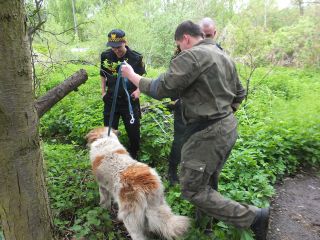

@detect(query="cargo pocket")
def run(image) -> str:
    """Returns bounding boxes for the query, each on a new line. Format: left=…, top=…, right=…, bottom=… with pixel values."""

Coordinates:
left=180, top=160, right=207, bottom=196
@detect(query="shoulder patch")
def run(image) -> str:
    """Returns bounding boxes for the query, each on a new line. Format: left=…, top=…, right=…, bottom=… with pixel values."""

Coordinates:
left=102, top=49, right=112, bottom=55
left=130, top=49, right=143, bottom=58
left=105, top=48, right=116, bottom=55
left=101, top=50, right=114, bottom=62
left=106, top=49, right=115, bottom=58
left=140, top=56, right=145, bottom=68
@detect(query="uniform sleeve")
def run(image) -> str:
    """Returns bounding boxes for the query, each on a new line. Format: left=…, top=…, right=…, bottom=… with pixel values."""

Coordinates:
left=135, top=56, right=146, bottom=76
left=232, top=64, right=246, bottom=104
left=100, top=52, right=113, bottom=78
left=139, top=51, right=200, bottom=99
left=100, top=53, right=107, bottom=77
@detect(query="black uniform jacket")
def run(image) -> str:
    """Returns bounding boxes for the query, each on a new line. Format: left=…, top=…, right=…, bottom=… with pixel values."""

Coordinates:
left=100, top=46, right=146, bottom=105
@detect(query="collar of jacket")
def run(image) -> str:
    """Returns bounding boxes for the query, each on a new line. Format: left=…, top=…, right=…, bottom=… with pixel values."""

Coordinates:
left=194, top=38, right=216, bottom=47
left=110, top=46, right=133, bottom=59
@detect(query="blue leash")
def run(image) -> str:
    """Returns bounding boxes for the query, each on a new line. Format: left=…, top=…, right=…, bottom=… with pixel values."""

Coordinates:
left=122, top=76, right=135, bottom=124
left=108, top=62, right=135, bottom=136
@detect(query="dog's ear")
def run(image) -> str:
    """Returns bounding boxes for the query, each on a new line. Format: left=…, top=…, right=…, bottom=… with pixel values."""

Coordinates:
left=112, top=129, right=121, bottom=136
left=85, top=132, right=99, bottom=144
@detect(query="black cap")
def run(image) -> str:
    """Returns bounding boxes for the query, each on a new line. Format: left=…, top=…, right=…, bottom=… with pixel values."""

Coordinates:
left=107, top=29, right=126, bottom=48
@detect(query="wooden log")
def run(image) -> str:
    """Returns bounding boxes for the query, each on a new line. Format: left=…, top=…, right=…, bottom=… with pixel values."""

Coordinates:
left=35, top=69, right=88, bottom=118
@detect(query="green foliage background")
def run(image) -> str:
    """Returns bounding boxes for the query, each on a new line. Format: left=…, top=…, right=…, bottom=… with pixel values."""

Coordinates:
left=38, top=63, right=320, bottom=239
left=32, top=0, right=320, bottom=69
left=21, top=0, right=320, bottom=239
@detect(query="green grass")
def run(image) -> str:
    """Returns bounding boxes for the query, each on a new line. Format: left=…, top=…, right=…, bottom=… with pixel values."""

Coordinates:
left=40, top=64, right=320, bottom=239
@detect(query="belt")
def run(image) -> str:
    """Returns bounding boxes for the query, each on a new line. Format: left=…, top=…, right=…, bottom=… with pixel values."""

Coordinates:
left=183, top=113, right=231, bottom=143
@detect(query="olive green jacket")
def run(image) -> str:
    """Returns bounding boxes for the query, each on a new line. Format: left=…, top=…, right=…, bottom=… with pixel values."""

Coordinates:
left=139, top=38, right=246, bottom=124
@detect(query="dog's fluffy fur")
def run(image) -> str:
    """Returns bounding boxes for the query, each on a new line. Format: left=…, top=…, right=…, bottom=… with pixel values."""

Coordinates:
left=86, top=127, right=190, bottom=240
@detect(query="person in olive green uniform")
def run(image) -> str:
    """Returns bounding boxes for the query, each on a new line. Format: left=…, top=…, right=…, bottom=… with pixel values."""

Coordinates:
left=195, top=17, right=226, bottom=235
left=121, top=21, right=269, bottom=240
left=199, top=17, right=216, bottom=38
left=100, top=29, right=145, bottom=159
left=168, top=17, right=225, bottom=188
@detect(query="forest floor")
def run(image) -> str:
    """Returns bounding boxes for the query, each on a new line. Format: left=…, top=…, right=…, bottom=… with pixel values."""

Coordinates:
left=9, top=167, right=318, bottom=240
left=108, top=167, right=320, bottom=240
left=87, top=167, right=320, bottom=240
left=267, top=167, right=320, bottom=240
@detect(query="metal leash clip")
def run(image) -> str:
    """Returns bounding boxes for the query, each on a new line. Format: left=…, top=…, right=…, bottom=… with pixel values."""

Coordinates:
left=130, top=113, right=135, bottom=124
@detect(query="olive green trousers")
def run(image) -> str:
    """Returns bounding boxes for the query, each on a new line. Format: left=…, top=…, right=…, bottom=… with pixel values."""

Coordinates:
left=180, top=114, right=258, bottom=228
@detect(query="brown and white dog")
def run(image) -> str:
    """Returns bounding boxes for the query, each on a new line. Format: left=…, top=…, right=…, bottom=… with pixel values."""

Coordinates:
left=85, top=127, right=190, bottom=240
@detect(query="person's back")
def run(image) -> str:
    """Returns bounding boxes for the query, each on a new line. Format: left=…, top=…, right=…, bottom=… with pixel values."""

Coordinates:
left=167, top=17, right=228, bottom=187
left=165, top=38, right=244, bottom=124
left=121, top=20, right=270, bottom=240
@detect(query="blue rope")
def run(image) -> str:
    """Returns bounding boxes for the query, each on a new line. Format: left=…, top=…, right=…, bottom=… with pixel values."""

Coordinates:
left=122, top=76, right=135, bottom=124
left=108, top=62, right=135, bottom=136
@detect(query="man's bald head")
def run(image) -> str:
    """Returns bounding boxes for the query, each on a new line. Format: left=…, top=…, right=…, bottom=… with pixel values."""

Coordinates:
left=199, top=17, right=216, bottom=39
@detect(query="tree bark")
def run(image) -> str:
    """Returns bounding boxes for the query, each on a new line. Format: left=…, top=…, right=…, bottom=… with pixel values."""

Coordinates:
left=0, top=1, right=55, bottom=239
left=71, top=0, right=79, bottom=38
left=294, top=0, right=305, bottom=15
left=35, top=69, right=88, bottom=118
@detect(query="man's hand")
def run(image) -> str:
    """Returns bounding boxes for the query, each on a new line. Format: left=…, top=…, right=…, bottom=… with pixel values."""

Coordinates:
left=131, top=88, right=140, bottom=100
left=121, top=62, right=142, bottom=87
left=102, top=91, right=106, bottom=98
left=121, top=61, right=135, bottom=79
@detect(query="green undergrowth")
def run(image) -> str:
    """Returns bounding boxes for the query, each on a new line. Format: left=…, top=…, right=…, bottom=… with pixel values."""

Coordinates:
left=40, top=64, right=320, bottom=239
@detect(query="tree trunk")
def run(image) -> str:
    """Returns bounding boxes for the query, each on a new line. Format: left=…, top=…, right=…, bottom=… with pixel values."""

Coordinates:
left=71, top=0, right=79, bottom=39
left=295, top=0, right=304, bottom=15
left=35, top=69, right=88, bottom=118
left=264, top=0, right=267, bottom=29
left=299, top=2, right=304, bottom=16
left=0, top=1, right=55, bottom=239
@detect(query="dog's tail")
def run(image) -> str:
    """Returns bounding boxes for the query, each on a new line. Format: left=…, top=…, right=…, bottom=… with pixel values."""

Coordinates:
left=146, top=203, right=190, bottom=240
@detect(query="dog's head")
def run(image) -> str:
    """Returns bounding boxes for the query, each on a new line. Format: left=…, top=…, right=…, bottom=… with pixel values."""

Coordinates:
left=85, top=127, right=120, bottom=145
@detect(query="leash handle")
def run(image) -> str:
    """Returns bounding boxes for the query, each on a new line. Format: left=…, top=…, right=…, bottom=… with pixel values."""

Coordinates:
left=107, top=64, right=122, bottom=136
left=108, top=62, right=135, bottom=136
left=122, top=76, right=135, bottom=124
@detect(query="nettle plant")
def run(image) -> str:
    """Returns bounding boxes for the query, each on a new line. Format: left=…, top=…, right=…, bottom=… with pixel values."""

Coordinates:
left=40, top=64, right=320, bottom=239
left=44, top=144, right=114, bottom=239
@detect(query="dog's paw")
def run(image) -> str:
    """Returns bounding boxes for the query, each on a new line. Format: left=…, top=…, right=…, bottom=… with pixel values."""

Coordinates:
left=99, top=198, right=111, bottom=209
left=100, top=202, right=111, bottom=210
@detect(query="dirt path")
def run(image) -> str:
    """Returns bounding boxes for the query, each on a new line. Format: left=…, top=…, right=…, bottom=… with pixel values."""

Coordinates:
left=267, top=169, right=320, bottom=240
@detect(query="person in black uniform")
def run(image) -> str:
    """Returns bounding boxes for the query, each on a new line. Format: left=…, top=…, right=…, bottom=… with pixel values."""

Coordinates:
left=100, top=29, right=146, bottom=159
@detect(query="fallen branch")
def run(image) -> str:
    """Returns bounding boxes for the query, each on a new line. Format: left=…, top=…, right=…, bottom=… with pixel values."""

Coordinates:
left=35, top=69, right=88, bottom=118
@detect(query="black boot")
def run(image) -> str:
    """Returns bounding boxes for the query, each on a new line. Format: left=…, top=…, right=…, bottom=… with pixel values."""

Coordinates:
left=168, top=160, right=179, bottom=186
left=251, top=207, right=270, bottom=240
left=168, top=171, right=179, bottom=186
